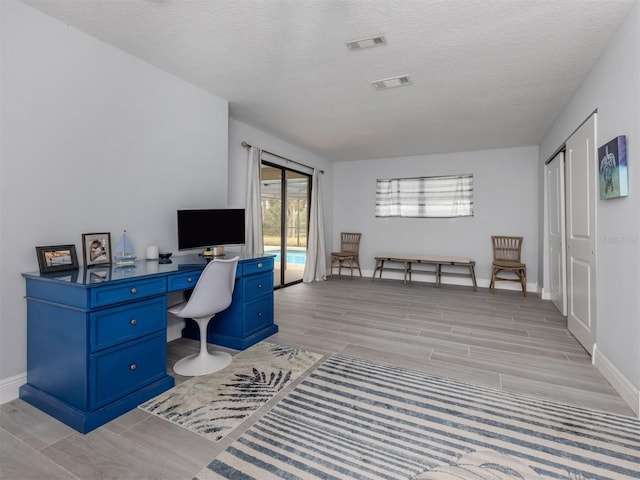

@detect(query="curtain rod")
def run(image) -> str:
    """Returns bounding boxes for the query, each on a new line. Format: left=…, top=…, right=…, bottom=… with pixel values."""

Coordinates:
left=241, top=141, right=324, bottom=174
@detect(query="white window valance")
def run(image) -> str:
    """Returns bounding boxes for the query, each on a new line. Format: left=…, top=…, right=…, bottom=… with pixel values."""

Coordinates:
left=375, top=174, right=474, bottom=218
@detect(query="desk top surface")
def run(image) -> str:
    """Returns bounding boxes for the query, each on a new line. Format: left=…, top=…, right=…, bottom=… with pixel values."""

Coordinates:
left=23, top=252, right=274, bottom=286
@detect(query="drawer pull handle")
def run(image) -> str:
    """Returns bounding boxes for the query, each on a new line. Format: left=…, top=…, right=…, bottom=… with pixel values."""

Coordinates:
left=258, top=284, right=262, bottom=288
left=129, top=364, right=137, bottom=371
left=258, top=312, right=262, bottom=317
left=187, top=277, right=193, bottom=283
left=130, top=287, right=137, bottom=294
left=257, top=263, right=263, bottom=268
left=130, top=319, right=137, bottom=326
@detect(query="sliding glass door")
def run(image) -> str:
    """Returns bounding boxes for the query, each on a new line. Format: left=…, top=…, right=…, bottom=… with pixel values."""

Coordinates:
left=261, top=162, right=310, bottom=288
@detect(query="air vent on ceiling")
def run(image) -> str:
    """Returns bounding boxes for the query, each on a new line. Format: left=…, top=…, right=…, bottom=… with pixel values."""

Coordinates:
left=346, top=35, right=386, bottom=50
left=371, top=75, right=412, bottom=90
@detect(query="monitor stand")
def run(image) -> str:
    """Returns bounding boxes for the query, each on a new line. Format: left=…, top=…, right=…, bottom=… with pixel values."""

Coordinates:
left=201, top=246, right=225, bottom=258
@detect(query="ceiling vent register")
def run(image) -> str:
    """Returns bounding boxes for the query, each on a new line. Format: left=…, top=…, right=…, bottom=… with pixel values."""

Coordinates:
left=346, top=35, right=386, bottom=50
left=371, top=75, right=412, bottom=90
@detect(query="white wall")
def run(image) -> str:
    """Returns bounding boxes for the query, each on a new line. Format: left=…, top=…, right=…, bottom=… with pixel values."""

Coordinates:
left=228, top=118, right=334, bottom=259
left=539, top=1, right=639, bottom=393
left=0, top=1, right=229, bottom=384
left=333, top=146, right=539, bottom=288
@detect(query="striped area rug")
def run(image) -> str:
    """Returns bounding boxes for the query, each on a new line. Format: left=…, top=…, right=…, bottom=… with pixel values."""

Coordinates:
left=196, top=353, right=639, bottom=480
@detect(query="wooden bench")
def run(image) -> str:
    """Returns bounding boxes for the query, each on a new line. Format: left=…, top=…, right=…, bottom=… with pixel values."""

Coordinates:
left=373, top=254, right=477, bottom=290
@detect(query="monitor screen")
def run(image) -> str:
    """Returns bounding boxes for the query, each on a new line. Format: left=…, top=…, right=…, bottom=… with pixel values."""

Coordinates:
left=177, top=209, right=245, bottom=250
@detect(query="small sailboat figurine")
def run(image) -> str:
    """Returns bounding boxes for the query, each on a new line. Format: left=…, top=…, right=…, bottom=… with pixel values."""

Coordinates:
left=114, top=229, right=137, bottom=266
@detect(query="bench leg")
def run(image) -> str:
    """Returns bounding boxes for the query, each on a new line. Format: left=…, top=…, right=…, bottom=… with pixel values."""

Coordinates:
left=372, top=259, right=385, bottom=280
left=470, top=264, right=478, bottom=291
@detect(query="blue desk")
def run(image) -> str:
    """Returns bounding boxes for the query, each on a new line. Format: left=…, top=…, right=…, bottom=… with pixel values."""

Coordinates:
left=20, top=253, right=276, bottom=433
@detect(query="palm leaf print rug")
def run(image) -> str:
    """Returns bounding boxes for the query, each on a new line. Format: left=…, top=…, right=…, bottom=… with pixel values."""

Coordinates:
left=139, top=342, right=323, bottom=442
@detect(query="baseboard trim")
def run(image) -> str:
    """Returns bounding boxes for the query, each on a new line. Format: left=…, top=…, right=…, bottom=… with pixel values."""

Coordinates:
left=594, top=349, right=640, bottom=418
left=0, top=372, right=26, bottom=405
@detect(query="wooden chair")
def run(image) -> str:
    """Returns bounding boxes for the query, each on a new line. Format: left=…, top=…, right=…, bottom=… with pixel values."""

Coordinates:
left=490, top=236, right=527, bottom=296
left=330, top=232, right=362, bottom=277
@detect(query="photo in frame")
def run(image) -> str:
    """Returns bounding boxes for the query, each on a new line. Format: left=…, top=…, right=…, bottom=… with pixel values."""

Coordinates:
left=82, top=232, right=112, bottom=267
left=35, top=245, right=79, bottom=274
left=598, top=135, right=628, bottom=199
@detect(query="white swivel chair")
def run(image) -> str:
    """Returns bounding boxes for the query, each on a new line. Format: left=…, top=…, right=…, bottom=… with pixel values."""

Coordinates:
left=168, top=256, right=239, bottom=376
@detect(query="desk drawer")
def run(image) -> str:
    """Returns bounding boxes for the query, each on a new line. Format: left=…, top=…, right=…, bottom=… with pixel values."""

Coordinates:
left=243, top=257, right=274, bottom=276
left=244, top=295, right=274, bottom=337
left=90, top=278, right=166, bottom=308
left=244, top=271, right=273, bottom=298
left=167, top=271, right=201, bottom=292
left=90, top=297, right=166, bottom=352
left=91, top=332, right=166, bottom=409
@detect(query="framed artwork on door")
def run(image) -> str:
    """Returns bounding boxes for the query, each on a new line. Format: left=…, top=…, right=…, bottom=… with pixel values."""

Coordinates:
left=598, top=135, right=628, bottom=199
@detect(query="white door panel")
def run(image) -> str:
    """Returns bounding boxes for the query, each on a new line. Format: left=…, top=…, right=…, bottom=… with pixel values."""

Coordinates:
left=565, top=114, right=597, bottom=355
left=546, top=152, right=566, bottom=315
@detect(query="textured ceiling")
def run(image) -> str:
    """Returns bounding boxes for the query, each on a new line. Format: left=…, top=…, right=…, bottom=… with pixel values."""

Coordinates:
left=23, top=0, right=635, bottom=161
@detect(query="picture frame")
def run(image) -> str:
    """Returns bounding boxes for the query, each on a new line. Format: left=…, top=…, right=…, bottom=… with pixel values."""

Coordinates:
left=598, top=135, right=629, bottom=199
left=82, top=232, right=112, bottom=267
left=35, top=245, right=79, bottom=274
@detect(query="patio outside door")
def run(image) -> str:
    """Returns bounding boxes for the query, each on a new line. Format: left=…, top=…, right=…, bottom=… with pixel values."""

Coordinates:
left=261, top=162, right=310, bottom=288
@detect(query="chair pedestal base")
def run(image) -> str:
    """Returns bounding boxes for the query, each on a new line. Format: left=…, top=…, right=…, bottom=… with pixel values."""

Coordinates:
left=173, top=350, right=232, bottom=376
left=173, top=315, right=232, bottom=376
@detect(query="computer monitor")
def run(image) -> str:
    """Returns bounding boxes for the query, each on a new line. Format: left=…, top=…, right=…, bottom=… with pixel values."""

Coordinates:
left=177, top=209, right=245, bottom=256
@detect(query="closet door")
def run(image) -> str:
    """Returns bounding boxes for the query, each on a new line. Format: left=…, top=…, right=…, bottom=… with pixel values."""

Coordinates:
left=546, top=151, right=567, bottom=315
left=565, top=114, right=597, bottom=356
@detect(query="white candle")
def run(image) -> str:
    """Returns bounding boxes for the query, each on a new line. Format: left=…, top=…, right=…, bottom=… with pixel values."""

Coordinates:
left=146, top=245, right=159, bottom=260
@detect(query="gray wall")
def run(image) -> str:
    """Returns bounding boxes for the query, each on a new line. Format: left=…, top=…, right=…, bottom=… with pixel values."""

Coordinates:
left=539, top=1, right=639, bottom=391
left=332, top=146, right=539, bottom=289
left=0, top=1, right=229, bottom=385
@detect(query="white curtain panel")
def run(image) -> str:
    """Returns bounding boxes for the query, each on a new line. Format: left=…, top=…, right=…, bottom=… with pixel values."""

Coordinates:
left=303, top=169, right=326, bottom=283
left=244, top=146, right=264, bottom=255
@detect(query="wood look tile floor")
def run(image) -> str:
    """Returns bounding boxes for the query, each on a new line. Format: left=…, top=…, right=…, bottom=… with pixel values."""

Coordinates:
left=1, top=278, right=635, bottom=479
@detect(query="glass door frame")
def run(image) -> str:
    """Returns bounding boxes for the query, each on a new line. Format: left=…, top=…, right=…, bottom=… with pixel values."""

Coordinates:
left=261, top=160, right=312, bottom=289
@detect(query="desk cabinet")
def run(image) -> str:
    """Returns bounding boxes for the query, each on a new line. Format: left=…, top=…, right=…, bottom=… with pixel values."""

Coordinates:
left=181, top=257, right=277, bottom=350
left=20, top=254, right=276, bottom=433
left=20, top=278, right=174, bottom=434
